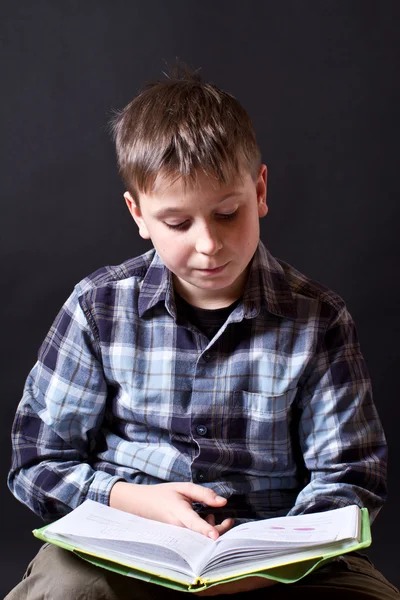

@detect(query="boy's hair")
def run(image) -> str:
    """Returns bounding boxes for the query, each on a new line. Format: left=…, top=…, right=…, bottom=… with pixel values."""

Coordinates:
left=109, top=61, right=262, bottom=203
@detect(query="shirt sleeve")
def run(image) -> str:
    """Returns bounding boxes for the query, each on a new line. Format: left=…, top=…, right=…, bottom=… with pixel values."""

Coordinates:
left=7, top=286, right=123, bottom=521
left=287, top=305, right=388, bottom=523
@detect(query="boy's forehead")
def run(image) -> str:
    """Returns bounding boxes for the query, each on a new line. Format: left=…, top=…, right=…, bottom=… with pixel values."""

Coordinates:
left=149, top=169, right=247, bottom=199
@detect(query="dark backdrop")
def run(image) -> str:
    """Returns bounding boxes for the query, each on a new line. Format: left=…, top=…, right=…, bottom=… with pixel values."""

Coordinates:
left=1, top=1, right=399, bottom=596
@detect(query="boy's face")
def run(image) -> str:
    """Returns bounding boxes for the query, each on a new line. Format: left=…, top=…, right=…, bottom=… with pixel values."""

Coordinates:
left=124, top=164, right=268, bottom=309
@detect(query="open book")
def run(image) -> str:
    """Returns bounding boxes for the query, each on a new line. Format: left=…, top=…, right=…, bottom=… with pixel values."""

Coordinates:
left=33, top=499, right=371, bottom=593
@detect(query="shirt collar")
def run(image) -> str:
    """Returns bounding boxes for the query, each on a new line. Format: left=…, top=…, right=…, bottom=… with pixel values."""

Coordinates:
left=240, top=240, right=297, bottom=319
left=138, top=241, right=298, bottom=320
left=138, top=252, right=173, bottom=317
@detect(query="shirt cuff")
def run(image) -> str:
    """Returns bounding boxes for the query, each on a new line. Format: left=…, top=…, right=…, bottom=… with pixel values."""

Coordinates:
left=85, top=471, right=126, bottom=507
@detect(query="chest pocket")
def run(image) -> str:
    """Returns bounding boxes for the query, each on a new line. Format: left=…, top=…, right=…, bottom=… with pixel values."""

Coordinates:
left=223, top=388, right=298, bottom=475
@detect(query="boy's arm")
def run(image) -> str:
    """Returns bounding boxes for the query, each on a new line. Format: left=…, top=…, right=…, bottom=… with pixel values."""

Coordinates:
left=288, top=305, right=387, bottom=522
left=7, top=287, right=233, bottom=539
left=7, top=287, right=122, bottom=521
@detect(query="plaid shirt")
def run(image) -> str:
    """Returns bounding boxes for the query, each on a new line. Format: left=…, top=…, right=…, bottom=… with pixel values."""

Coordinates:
left=8, top=241, right=387, bottom=523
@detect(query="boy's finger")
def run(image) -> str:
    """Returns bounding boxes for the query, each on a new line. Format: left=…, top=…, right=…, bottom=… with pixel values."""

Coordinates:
left=180, top=483, right=227, bottom=507
left=178, top=504, right=220, bottom=539
left=205, top=514, right=216, bottom=526
left=215, top=518, right=235, bottom=535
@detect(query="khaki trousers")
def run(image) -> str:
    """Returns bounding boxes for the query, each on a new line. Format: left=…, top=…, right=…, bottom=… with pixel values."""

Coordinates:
left=5, top=543, right=399, bottom=600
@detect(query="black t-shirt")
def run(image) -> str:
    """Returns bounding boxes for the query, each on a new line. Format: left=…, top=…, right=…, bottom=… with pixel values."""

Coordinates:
left=175, top=293, right=241, bottom=339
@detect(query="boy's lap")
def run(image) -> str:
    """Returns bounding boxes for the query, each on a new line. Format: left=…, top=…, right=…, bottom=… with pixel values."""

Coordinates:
left=5, top=545, right=399, bottom=600
left=273, top=553, right=400, bottom=599
left=5, top=543, right=160, bottom=600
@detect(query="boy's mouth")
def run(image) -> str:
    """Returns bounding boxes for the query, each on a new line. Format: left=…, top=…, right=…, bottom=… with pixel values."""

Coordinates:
left=196, top=263, right=229, bottom=275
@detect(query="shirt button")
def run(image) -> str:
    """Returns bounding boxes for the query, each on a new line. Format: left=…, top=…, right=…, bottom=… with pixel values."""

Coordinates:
left=204, top=353, right=211, bottom=362
left=196, top=470, right=206, bottom=483
left=196, top=424, right=207, bottom=436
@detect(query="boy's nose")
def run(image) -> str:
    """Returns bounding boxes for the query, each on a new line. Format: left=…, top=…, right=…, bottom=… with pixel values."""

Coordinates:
left=195, top=224, right=223, bottom=255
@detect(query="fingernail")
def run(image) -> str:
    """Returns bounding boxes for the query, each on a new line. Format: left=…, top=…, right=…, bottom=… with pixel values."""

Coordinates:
left=208, top=530, right=218, bottom=540
left=215, top=495, right=225, bottom=502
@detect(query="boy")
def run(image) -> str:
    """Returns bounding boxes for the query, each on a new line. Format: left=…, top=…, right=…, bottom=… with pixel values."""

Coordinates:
left=6, top=64, right=399, bottom=599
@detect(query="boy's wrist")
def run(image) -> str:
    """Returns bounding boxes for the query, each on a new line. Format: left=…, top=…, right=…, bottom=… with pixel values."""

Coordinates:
left=109, top=480, right=134, bottom=511
left=83, top=473, right=126, bottom=511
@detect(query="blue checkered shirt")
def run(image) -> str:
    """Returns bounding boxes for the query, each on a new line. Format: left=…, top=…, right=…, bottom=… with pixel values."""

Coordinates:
left=8, top=241, right=387, bottom=523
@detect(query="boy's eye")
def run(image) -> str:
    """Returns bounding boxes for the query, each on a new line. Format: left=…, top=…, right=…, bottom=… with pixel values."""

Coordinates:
left=164, top=220, right=190, bottom=231
left=164, top=210, right=238, bottom=231
left=217, top=210, right=238, bottom=220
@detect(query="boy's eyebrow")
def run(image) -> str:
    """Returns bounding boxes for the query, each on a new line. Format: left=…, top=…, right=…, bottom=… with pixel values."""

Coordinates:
left=153, top=192, right=243, bottom=218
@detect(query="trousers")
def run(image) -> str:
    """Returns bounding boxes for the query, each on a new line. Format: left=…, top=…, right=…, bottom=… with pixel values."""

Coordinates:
left=5, top=543, right=399, bottom=600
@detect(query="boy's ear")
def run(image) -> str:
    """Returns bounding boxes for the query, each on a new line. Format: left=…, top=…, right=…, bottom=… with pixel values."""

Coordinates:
left=124, top=192, right=151, bottom=240
left=257, top=164, right=268, bottom=218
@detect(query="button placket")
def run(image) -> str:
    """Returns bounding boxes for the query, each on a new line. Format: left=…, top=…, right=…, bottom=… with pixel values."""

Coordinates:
left=196, top=470, right=206, bottom=483
left=192, top=344, right=218, bottom=487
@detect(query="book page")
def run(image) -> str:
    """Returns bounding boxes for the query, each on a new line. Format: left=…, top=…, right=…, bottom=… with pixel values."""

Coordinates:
left=201, top=537, right=360, bottom=582
left=68, top=534, right=195, bottom=571
left=44, top=499, right=214, bottom=572
left=215, top=505, right=360, bottom=550
left=63, top=534, right=196, bottom=584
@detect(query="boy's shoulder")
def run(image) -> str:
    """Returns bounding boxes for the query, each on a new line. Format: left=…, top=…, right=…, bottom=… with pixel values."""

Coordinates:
left=277, top=256, right=346, bottom=313
left=74, top=248, right=157, bottom=297
left=256, top=243, right=348, bottom=321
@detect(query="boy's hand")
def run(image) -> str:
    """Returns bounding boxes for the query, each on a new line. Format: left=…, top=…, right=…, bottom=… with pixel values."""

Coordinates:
left=109, top=481, right=234, bottom=539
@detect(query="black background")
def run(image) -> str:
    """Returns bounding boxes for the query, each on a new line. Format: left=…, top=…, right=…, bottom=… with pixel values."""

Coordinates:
left=1, top=1, right=400, bottom=596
